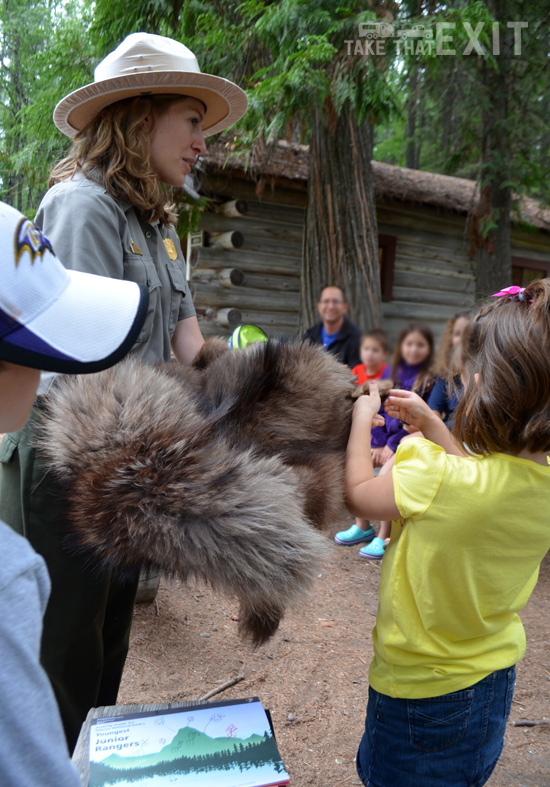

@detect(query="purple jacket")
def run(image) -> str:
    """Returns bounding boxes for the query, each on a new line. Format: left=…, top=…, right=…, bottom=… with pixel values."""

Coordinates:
left=371, top=362, right=431, bottom=452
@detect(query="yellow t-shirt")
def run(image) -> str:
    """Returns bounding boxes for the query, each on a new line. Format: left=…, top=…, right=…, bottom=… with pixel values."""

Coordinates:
left=369, top=438, right=550, bottom=699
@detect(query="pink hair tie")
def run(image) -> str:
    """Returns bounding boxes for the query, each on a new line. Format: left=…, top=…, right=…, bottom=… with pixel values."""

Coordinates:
left=491, top=285, right=531, bottom=302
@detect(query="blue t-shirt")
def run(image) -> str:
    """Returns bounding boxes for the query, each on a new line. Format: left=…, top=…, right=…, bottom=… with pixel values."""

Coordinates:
left=321, top=325, right=339, bottom=349
left=427, top=376, right=462, bottom=428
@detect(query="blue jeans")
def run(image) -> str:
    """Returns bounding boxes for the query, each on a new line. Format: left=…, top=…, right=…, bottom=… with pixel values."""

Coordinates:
left=356, top=667, right=516, bottom=787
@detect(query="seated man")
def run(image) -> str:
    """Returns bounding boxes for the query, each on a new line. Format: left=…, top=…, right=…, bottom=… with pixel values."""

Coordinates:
left=302, top=285, right=362, bottom=369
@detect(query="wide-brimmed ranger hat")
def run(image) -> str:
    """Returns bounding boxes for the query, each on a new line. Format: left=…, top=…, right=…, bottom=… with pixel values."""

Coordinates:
left=0, top=201, right=148, bottom=374
left=54, top=32, right=248, bottom=138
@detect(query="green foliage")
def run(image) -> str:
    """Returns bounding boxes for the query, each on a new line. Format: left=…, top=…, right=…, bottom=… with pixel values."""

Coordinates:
left=0, top=0, right=95, bottom=214
left=174, top=191, right=212, bottom=235
left=373, top=0, right=550, bottom=205
left=179, top=0, right=400, bottom=146
left=3, top=0, right=548, bottom=224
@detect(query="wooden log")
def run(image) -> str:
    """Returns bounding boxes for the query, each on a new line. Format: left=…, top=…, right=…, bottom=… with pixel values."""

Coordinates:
left=511, top=239, right=550, bottom=259
left=244, top=201, right=306, bottom=227
left=213, top=307, right=242, bottom=326
left=193, top=283, right=300, bottom=312
left=200, top=213, right=304, bottom=245
left=209, top=198, right=307, bottom=226
left=377, top=220, right=470, bottom=253
left=198, top=173, right=308, bottom=207
left=394, top=270, right=476, bottom=294
left=191, top=266, right=300, bottom=293
left=241, top=271, right=300, bottom=292
left=192, top=267, right=246, bottom=287
left=395, top=254, right=475, bottom=278
left=382, top=300, right=459, bottom=321
left=391, top=286, right=475, bottom=308
left=231, top=235, right=302, bottom=257
left=237, top=310, right=300, bottom=329
left=213, top=199, right=248, bottom=217
left=393, top=242, right=474, bottom=267
left=394, top=242, right=474, bottom=265
left=376, top=205, right=467, bottom=233
left=205, top=230, right=244, bottom=249
left=190, top=246, right=301, bottom=274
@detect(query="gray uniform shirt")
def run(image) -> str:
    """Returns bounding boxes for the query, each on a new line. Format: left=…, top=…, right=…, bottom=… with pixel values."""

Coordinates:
left=0, top=521, right=82, bottom=786
left=35, top=171, right=195, bottom=392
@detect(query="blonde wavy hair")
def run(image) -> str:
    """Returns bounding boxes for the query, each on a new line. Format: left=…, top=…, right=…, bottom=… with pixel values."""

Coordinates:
left=49, top=95, right=189, bottom=225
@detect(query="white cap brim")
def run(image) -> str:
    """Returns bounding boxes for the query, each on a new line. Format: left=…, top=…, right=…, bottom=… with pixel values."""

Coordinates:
left=1, top=270, right=148, bottom=373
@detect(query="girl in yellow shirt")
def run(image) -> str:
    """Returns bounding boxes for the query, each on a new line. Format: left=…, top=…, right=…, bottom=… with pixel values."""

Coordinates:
left=346, top=279, right=550, bottom=787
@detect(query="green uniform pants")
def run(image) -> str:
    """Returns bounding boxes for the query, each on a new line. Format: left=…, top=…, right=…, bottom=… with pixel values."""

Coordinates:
left=0, top=406, right=139, bottom=753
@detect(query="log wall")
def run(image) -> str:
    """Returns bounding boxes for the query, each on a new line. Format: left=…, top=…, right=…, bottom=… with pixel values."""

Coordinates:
left=378, top=205, right=476, bottom=346
left=192, top=180, right=305, bottom=340
left=379, top=203, right=550, bottom=346
left=190, top=176, right=550, bottom=351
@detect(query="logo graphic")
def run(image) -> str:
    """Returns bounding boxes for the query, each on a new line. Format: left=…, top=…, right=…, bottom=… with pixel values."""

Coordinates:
left=14, top=218, right=54, bottom=266
left=358, top=21, right=433, bottom=40
left=347, top=20, right=527, bottom=57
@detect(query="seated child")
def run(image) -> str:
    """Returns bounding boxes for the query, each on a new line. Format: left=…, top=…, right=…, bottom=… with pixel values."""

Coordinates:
left=428, top=311, right=471, bottom=428
left=335, top=330, right=390, bottom=547
left=335, top=322, right=434, bottom=558
left=351, top=329, right=389, bottom=385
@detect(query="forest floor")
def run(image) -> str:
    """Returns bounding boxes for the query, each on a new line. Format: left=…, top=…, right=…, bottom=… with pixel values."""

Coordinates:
left=118, top=521, right=550, bottom=787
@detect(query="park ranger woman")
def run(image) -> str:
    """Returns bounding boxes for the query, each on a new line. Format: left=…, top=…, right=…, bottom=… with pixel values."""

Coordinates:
left=0, top=31, right=247, bottom=751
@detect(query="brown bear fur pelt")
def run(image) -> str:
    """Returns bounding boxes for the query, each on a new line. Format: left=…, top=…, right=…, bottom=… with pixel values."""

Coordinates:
left=38, top=339, right=364, bottom=645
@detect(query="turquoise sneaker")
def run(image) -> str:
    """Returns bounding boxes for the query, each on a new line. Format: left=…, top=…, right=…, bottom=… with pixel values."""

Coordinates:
left=359, top=537, right=387, bottom=560
left=334, top=524, right=376, bottom=546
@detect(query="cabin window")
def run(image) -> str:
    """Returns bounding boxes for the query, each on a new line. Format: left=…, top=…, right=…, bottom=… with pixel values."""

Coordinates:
left=511, top=256, right=550, bottom=287
left=378, top=234, right=396, bottom=301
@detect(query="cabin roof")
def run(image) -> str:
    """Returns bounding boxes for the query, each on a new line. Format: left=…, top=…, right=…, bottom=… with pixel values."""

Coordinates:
left=199, top=138, right=550, bottom=233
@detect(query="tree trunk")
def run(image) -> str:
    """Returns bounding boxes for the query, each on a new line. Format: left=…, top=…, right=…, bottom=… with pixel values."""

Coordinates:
left=473, top=0, right=513, bottom=295
left=300, top=103, right=382, bottom=334
left=442, top=68, right=454, bottom=157
left=405, top=65, right=420, bottom=170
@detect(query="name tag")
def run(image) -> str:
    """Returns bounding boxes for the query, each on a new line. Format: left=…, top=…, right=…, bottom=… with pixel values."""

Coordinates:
left=163, top=238, right=178, bottom=260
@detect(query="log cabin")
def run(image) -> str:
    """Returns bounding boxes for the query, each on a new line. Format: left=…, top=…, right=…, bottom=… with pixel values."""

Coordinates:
left=188, top=139, right=550, bottom=348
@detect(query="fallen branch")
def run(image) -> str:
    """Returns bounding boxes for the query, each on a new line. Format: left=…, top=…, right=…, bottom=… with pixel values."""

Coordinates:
left=513, top=718, right=550, bottom=727
left=127, top=655, right=157, bottom=669
left=199, top=675, right=245, bottom=702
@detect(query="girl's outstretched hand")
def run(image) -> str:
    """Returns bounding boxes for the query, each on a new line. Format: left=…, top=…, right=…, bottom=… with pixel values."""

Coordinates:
left=384, top=389, right=433, bottom=431
left=353, top=380, right=385, bottom=426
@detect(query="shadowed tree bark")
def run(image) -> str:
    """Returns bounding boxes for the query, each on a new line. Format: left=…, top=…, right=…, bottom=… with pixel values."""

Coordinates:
left=472, top=0, right=513, bottom=295
left=301, top=102, right=382, bottom=333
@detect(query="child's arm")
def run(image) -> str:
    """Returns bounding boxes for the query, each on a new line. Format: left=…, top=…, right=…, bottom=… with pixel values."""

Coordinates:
left=345, top=381, right=402, bottom=522
left=384, top=389, right=468, bottom=457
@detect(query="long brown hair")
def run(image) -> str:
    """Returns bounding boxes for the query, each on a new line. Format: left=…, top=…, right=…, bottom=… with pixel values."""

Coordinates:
left=391, top=322, right=434, bottom=394
left=434, top=310, right=472, bottom=375
left=49, top=95, right=187, bottom=224
left=453, top=278, right=550, bottom=454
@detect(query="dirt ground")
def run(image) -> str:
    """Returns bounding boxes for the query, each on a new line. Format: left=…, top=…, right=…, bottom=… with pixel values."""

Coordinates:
left=118, top=520, right=550, bottom=787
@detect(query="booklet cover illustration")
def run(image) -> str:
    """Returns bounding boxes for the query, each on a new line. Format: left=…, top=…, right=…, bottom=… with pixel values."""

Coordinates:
left=88, top=697, right=290, bottom=786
